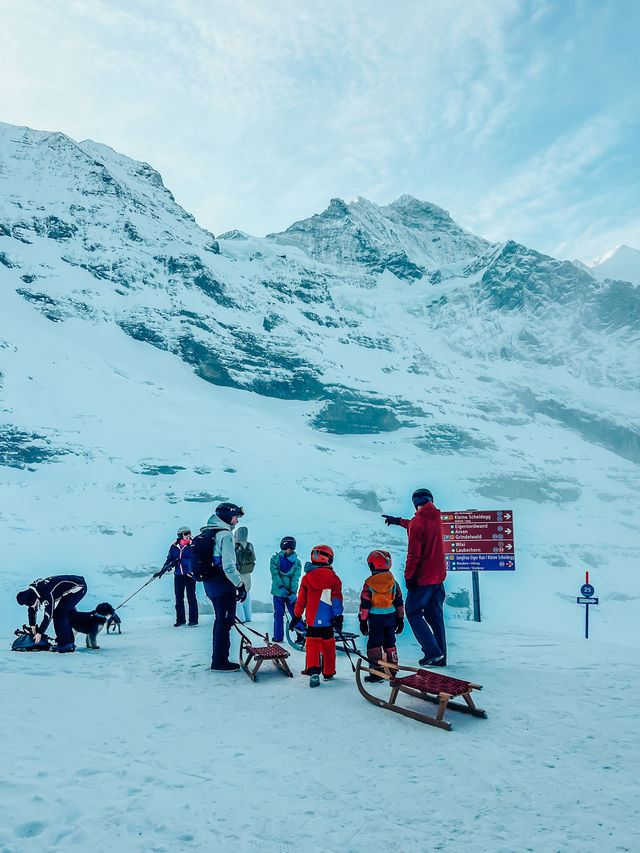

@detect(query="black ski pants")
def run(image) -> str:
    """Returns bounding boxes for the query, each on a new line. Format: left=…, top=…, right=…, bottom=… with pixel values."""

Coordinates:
left=210, top=590, right=236, bottom=668
left=174, top=574, right=198, bottom=625
left=53, top=584, right=88, bottom=646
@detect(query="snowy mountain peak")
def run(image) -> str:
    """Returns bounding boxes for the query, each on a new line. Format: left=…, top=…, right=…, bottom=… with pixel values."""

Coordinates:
left=588, top=244, right=640, bottom=284
left=267, top=194, right=489, bottom=278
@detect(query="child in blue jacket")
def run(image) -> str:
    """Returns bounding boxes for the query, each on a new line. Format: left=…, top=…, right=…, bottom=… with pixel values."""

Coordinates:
left=270, top=536, right=302, bottom=642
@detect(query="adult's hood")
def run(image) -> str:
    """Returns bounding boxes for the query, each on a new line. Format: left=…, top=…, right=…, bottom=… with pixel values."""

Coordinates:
left=234, top=525, right=249, bottom=546
left=201, top=515, right=233, bottom=534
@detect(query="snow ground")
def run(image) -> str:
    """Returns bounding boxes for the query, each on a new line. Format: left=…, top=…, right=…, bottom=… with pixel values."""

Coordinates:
left=1, top=614, right=637, bottom=853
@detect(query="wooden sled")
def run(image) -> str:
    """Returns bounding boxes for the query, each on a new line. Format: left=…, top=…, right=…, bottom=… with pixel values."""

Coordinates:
left=238, top=633, right=293, bottom=682
left=355, top=657, right=487, bottom=731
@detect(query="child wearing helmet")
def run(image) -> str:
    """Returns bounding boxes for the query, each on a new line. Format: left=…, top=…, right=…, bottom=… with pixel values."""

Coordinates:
left=290, top=545, right=343, bottom=688
left=155, top=527, right=198, bottom=627
left=269, top=536, right=302, bottom=642
left=358, top=550, right=404, bottom=682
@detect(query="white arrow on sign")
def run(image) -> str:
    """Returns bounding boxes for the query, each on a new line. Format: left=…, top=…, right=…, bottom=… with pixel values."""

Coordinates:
left=506, top=544, right=513, bottom=550
left=506, top=529, right=512, bottom=534
left=504, top=514, right=511, bottom=519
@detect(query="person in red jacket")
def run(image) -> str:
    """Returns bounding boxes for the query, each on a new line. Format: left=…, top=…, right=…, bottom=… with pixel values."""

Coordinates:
left=382, top=488, right=447, bottom=666
left=290, top=544, right=343, bottom=688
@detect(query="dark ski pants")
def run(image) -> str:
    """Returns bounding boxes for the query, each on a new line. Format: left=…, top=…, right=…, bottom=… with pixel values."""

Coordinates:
left=367, top=612, right=398, bottom=669
left=174, top=574, right=198, bottom=625
left=272, top=595, right=296, bottom=642
left=53, top=584, right=88, bottom=646
left=207, top=590, right=236, bottom=668
left=405, top=582, right=446, bottom=662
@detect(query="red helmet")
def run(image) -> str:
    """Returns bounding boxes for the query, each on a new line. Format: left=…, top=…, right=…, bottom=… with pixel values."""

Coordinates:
left=310, top=544, right=334, bottom=565
left=367, top=549, right=392, bottom=571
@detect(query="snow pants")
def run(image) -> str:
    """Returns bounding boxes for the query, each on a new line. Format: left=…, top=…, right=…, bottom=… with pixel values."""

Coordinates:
left=236, top=591, right=252, bottom=622
left=405, top=582, right=446, bottom=662
left=303, top=627, right=336, bottom=677
left=174, top=574, right=198, bottom=625
left=53, top=584, right=88, bottom=646
left=204, top=587, right=236, bottom=668
left=272, top=595, right=296, bottom=642
left=367, top=612, right=398, bottom=669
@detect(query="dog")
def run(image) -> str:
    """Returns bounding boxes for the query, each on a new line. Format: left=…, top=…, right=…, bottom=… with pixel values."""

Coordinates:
left=69, top=603, right=117, bottom=649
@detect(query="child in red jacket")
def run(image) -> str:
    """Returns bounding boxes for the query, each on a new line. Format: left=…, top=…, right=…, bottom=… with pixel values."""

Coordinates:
left=358, top=550, right=404, bottom=682
left=290, top=544, right=343, bottom=688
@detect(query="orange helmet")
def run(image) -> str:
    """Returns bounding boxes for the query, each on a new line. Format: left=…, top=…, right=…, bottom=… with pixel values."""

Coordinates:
left=310, top=544, right=334, bottom=565
left=367, top=549, right=392, bottom=572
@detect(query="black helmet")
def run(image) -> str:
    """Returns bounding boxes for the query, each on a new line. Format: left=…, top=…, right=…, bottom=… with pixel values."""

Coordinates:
left=280, top=536, right=296, bottom=551
left=215, top=502, right=244, bottom=524
left=412, top=488, right=433, bottom=507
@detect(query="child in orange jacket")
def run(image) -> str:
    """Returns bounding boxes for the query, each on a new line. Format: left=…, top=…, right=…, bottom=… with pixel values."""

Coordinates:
left=358, top=550, right=404, bottom=682
left=290, top=544, right=343, bottom=688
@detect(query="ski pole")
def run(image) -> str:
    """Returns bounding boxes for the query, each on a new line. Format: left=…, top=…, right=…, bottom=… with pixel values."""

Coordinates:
left=114, top=574, right=159, bottom=611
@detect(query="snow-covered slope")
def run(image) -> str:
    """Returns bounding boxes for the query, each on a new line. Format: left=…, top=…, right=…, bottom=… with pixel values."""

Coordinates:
left=588, top=244, right=640, bottom=284
left=1, top=614, right=637, bottom=853
left=1, top=121, right=639, bottom=645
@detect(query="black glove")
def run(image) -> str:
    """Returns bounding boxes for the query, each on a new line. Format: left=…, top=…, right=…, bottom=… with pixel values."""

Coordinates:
left=153, top=567, right=169, bottom=579
left=289, top=614, right=303, bottom=631
left=332, top=615, right=344, bottom=633
left=359, top=619, right=369, bottom=637
left=405, top=577, right=418, bottom=592
left=236, top=583, right=247, bottom=602
left=395, top=617, right=404, bottom=635
left=382, top=515, right=402, bottom=526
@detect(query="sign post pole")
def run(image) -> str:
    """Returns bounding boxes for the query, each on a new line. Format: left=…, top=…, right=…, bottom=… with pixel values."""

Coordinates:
left=576, top=571, right=598, bottom=639
left=472, top=571, right=481, bottom=623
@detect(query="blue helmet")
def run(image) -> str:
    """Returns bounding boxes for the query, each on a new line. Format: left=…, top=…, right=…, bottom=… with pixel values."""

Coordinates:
left=280, top=536, right=296, bottom=551
left=412, top=488, right=433, bottom=507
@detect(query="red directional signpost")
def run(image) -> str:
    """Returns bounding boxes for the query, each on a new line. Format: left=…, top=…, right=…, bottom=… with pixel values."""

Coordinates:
left=441, top=510, right=516, bottom=622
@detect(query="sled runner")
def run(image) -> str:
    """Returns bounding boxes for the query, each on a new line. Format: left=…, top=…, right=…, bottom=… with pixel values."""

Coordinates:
left=355, top=657, right=487, bottom=731
left=235, top=620, right=293, bottom=681
left=286, top=622, right=360, bottom=656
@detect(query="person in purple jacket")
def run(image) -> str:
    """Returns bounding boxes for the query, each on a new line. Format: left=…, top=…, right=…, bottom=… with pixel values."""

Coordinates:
left=155, top=527, right=198, bottom=627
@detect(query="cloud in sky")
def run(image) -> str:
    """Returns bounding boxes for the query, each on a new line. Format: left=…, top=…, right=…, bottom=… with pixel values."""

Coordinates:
left=0, top=0, right=638, bottom=260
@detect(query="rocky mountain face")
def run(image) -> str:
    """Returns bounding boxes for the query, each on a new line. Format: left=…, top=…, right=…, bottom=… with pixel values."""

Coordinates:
left=1, top=121, right=639, bottom=637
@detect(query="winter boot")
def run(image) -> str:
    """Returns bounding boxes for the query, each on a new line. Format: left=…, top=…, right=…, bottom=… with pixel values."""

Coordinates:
left=53, top=643, right=75, bottom=653
left=384, top=646, right=399, bottom=666
left=211, top=661, right=240, bottom=672
left=365, top=645, right=384, bottom=682
left=309, top=673, right=320, bottom=688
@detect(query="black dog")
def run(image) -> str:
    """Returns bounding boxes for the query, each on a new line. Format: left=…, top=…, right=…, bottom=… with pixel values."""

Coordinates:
left=69, top=603, right=117, bottom=649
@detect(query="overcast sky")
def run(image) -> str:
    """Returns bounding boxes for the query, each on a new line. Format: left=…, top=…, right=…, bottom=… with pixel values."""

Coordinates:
left=1, top=0, right=638, bottom=261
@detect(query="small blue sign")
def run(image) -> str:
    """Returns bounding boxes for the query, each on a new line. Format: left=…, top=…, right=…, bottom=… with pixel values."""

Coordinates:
left=577, top=597, right=599, bottom=605
left=581, top=583, right=594, bottom=598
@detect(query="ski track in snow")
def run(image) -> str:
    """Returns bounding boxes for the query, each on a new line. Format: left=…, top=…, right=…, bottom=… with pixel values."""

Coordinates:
left=1, top=615, right=637, bottom=853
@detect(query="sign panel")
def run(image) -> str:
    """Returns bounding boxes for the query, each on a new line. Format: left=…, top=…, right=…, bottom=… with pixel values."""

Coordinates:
left=577, top=597, right=599, bottom=605
left=442, top=510, right=515, bottom=571
left=445, top=554, right=515, bottom=571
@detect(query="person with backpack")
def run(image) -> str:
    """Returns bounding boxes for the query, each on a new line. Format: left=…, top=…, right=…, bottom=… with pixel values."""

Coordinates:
left=382, top=487, right=447, bottom=666
left=154, top=526, right=198, bottom=627
left=16, top=575, right=88, bottom=652
left=289, top=545, right=343, bottom=688
left=358, top=550, right=404, bottom=682
left=191, top=502, right=247, bottom=672
left=234, top=525, right=256, bottom=622
left=270, top=536, right=302, bottom=642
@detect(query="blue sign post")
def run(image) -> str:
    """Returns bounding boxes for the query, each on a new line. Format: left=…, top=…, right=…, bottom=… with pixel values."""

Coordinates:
left=577, top=574, right=598, bottom=638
